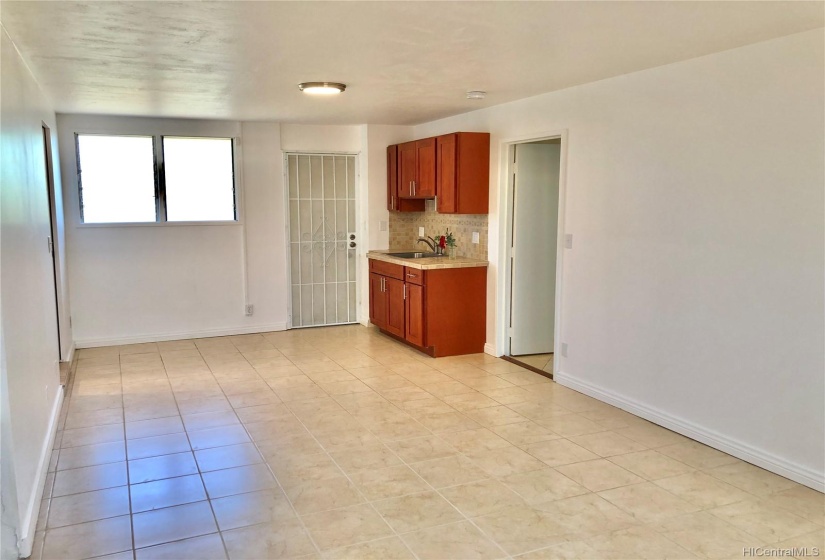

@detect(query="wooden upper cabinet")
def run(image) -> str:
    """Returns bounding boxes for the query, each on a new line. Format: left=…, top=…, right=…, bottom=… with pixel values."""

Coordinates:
left=388, top=144, right=425, bottom=212
left=436, top=132, right=490, bottom=214
left=415, top=137, right=436, bottom=198
left=398, top=141, right=417, bottom=199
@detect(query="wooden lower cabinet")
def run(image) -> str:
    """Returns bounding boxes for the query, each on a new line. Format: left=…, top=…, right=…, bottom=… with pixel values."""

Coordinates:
left=368, top=258, right=486, bottom=357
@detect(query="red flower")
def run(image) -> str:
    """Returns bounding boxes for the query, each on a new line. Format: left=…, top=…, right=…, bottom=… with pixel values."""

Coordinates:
left=438, top=236, right=446, bottom=248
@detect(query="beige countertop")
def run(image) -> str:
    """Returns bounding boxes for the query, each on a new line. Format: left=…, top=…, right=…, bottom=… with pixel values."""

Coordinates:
left=367, top=250, right=488, bottom=270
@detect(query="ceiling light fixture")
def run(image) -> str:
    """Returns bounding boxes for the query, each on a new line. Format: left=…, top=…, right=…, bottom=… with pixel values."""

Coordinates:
left=298, top=82, right=346, bottom=95
left=466, top=91, right=486, bottom=100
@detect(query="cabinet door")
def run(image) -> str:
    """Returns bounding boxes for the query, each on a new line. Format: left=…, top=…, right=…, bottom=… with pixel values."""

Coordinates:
left=415, top=138, right=436, bottom=197
left=387, top=145, right=398, bottom=211
left=385, top=277, right=406, bottom=337
left=405, top=283, right=425, bottom=347
left=398, top=141, right=417, bottom=199
left=369, top=273, right=388, bottom=330
left=436, top=134, right=457, bottom=213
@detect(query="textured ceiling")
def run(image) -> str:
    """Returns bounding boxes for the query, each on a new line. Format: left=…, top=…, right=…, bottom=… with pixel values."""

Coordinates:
left=1, top=1, right=822, bottom=124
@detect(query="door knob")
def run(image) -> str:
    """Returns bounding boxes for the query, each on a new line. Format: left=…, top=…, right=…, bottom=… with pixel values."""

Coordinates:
left=349, top=241, right=356, bottom=248
left=349, top=234, right=355, bottom=240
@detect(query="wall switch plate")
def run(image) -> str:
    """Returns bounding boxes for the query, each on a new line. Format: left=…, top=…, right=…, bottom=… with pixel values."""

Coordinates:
left=418, top=226, right=425, bottom=237
left=245, top=304, right=254, bottom=316
left=379, top=220, right=388, bottom=232
left=561, top=343, right=568, bottom=357
left=564, top=234, right=573, bottom=249
left=472, top=232, right=480, bottom=244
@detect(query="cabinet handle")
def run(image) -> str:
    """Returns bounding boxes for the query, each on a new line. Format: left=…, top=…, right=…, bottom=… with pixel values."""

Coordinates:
left=413, top=181, right=416, bottom=196
left=409, top=181, right=413, bottom=196
left=391, top=195, right=394, bottom=209
left=407, top=273, right=417, bottom=278
left=403, top=284, right=406, bottom=300
left=383, top=277, right=386, bottom=292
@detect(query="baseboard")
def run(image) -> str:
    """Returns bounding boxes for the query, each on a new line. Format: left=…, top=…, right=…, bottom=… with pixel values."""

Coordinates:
left=62, top=341, right=76, bottom=366
left=75, top=323, right=288, bottom=348
left=484, top=342, right=499, bottom=357
left=17, top=385, right=64, bottom=557
left=555, top=372, right=825, bottom=493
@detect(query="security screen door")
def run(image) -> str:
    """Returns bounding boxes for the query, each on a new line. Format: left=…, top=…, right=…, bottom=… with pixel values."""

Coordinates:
left=287, top=154, right=357, bottom=327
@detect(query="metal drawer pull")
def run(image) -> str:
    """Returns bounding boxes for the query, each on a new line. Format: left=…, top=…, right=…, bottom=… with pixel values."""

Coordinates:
left=407, top=273, right=417, bottom=278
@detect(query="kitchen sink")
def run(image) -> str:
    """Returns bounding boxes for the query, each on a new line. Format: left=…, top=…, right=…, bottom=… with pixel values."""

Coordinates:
left=387, top=251, right=445, bottom=259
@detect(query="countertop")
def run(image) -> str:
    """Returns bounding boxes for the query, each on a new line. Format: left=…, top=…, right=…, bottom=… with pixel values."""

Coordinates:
left=367, top=250, right=488, bottom=270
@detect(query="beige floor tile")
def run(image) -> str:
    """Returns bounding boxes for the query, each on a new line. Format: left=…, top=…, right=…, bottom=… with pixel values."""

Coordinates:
left=439, top=428, right=512, bottom=454
left=64, top=407, right=124, bottom=430
left=268, top=452, right=344, bottom=486
left=130, top=474, right=206, bottom=512
left=61, top=423, right=124, bottom=449
left=705, top=462, right=800, bottom=497
left=410, top=454, right=489, bottom=488
left=52, top=462, right=128, bottom=497
left=523, top=438, right=600, bottom=466
left=188, top=425, right=250, bottom=450
left=284, top=475, right=365, bottom=515
left=57, top=440, right=126, bottom=471
left=128, top=451, right=198, bottom=483
left=569, top=431, right=649, bottom=457
left=533, top=493, right=638, bottom=540
left=473, top=503, right=569, bottom=555
left=501, top=468, right=589, bottom=504
left=42, top=514, right=132, bottom=560
left=368, top=417, right=430, bottom=441
left=302, top=504, right=393, bottom=550
left=652, top=511, right=763, bottom=559
left=654, top=471, right=755, bottom=509
left=373, top=491, right=463, bottom=533
left=181, top=410, right=240, bottom=431
left=465, top=405, right=526, bottom=426
left=211, top=488, right=295, bottom=531
left=599, top=481, right=701, bottom=523
left=222, top=518, right=317, bottom=560
left=177, top=396, right=232, bottom=416
left=657, top=441, right=741, bottom=470
left=327, top=536, right=414, bottom=560
left=514, top=540, right=598, bottom=559
left=584, top=525, right=697, bottom=559
left=402, top=520, right=506, bottom=559
left=125, top=416, right=184, bottom=440
left=490, top=421, right=560, bottom=447
left=535, top=414, right=608, bottom=438
left=424, top=380, right=474, bottom=397
left=350, top=465, right=431, bottom=501
left=467, top=445, right=548, bottom=477
left=773, top=529, right=825, bottom=558
left=244, top=417, right=307, bottom=441
left=765, top=485, right=825, bottom=525
left=234, top=403, right=294, bottom=425
left=441, top=478, right=526, bottom=517
left=202, top=463, right=277, bottom=498
left=132, top=501, right=217, bottom=549
left=135, top=533, right=227, bottom=560
left=608, top=449, right=694, bottom=480
left=47, top=486, right=130, bottom=529
left=194, top=442, right=263, bottom=472
left=416, top=411, right=481, bottom=433
left=329, top=444, right=402, bottom=473
left=386, top=435, right=458, bottom=463
left=708, top=499, right=822, bottom=543
left=556, top=459, right=644, bottom=492
left=443, top=391, right=501, bottom=411
left=127, top=432, right=191, bottom=460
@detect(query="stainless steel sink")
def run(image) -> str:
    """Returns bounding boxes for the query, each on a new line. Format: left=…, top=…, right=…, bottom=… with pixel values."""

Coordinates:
left=387, top=251, right=445, bottom=259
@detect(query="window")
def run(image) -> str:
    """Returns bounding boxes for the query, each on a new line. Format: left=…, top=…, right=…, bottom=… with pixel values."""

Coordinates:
left=76, top=134, right=237, bottom=224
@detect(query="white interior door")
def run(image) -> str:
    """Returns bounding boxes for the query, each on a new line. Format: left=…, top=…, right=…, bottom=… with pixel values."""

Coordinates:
left=510, top=142, right=561, bottom=355
left=287, top=154, right=357, bottom=328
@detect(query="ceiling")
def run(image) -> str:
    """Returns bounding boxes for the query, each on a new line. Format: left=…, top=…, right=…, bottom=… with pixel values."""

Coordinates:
left=1, top=1, right=822, bottom=125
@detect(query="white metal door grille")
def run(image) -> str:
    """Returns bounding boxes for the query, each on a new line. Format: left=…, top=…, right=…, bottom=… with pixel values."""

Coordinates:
left=287, top=154, right=357, bottom=328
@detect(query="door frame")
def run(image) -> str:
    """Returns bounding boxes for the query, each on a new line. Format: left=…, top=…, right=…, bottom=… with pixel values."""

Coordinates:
left=282, top=151, right=362, bottom=329
left=41, top=123, right=64, bottom=361
left=496, top=130, right=569, bottom=375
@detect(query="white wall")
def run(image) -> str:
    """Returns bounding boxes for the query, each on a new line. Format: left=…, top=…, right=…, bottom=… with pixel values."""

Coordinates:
left=57, top=115, right=288, bottom=345
left=1, top=27, right=66, bottom=557
left=281, top=123, right=361, bottom=153
left=411, top=29, right=825, bottom=489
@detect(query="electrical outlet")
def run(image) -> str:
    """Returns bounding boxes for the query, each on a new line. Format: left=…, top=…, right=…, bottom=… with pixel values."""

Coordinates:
left=561, top=343, right=568, bottom=357
left=245, top=304, right=254, bottom=316
left=418, top=226, right=425, bottom=237
left=379, top=220, right=388, bottom=232
left=472, top=232, right=480, bottom=244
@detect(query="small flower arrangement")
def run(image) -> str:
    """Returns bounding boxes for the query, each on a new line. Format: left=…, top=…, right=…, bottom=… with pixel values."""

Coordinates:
left=442, top=229, right=457, bottom=258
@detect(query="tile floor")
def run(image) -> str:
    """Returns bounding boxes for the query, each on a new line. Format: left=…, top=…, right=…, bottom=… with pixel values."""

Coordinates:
left=33, top=325, right=823, bottom=559
left=510, top=354, right=554, bottom=375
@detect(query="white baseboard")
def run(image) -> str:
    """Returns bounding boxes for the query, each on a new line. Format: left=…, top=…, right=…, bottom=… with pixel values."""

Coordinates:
left=17, top=385, right=64, bottom=557
left=75, top=323, right=288, bottom=348
left=555, top=371, right=825, bottom=493
left=484, top=342, right=500, bottom=357
left=62, top=341, right=76, bottom=366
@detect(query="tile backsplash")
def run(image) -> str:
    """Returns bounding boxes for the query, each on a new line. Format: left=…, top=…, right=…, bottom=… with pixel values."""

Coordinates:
left=389, top=200, right=488, bottom=260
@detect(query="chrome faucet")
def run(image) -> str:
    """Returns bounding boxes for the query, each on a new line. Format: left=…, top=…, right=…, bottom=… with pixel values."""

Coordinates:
left=417, top=236, right=440, bottom=254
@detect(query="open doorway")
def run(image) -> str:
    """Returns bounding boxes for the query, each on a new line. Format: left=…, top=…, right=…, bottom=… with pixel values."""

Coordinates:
left=502, top=136, right=564, bottom=378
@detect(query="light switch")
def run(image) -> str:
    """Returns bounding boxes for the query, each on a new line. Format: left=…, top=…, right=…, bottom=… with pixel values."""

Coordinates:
left=379, top=220, right=387, bottom=232
left=418, top=226, right=425, bottom=237
left=472, top=232, right=480, bottom=244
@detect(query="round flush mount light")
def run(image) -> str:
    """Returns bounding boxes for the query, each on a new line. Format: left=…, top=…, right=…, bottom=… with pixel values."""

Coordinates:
left=298, top=82, right=346, bottom=95
left=466, top=90, right=486, bottom=100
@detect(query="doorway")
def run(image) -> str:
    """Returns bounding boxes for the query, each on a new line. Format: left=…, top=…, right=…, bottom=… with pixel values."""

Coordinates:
left=503, top=137, right=564, bottom=377
left=42, top=124, right=63, bottom=364
left=285, top=153, right=359, bottom=328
